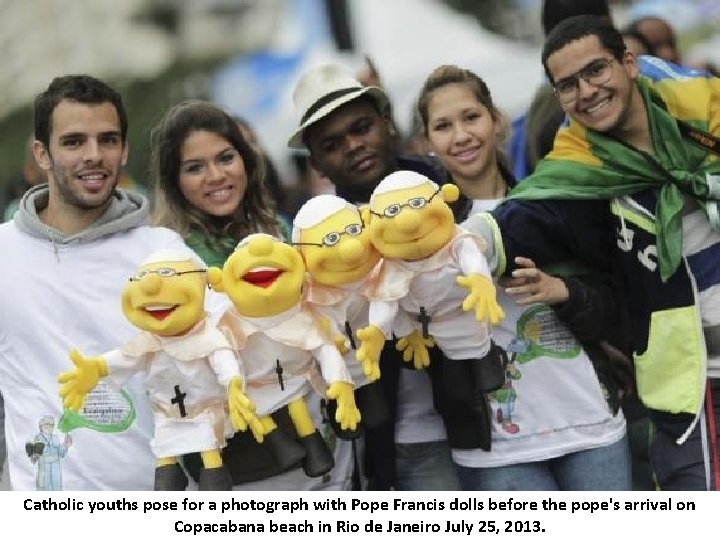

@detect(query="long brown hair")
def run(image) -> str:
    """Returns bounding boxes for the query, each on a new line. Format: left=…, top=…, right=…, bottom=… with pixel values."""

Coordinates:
left=151, top=100, right=281, bottom=243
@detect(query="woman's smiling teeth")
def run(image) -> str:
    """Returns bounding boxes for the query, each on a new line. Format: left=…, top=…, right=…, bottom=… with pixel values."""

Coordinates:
left=451, top=146, right=481, bottom=163
left=206, top=186, right=233, bottom=201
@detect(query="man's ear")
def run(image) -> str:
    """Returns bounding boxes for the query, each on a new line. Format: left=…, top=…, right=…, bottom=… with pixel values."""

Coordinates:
left=441, top=183, right=460, bottom=203
left=32, top=140, right=52, bottom=171
left=623, top=50, right=639, bottom=80
left=308, top=153, right=319, bottom=172
left=308, top=155, right=332, bottom=182
left=121, top=140, right=129, bottom=167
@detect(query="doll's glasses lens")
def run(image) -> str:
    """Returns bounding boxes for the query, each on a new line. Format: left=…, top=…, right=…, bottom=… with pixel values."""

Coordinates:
left=374, top=187, right=442, bottom=218
left=129, top=268, right=206, bottom=282
left=294, top=222, right=364, bottom=248
left=322, top=223, right=363, bottom=246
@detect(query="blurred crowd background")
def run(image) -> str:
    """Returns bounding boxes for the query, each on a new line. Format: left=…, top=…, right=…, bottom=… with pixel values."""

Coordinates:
left=0, top=0, right=719, bottom=220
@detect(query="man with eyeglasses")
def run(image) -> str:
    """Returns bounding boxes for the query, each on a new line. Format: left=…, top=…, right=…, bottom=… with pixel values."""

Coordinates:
left=465, top=14, right=720, bottom=490
left=289, top=64, right=468, bottom=491
left=0, top=75, right=194, bottom=490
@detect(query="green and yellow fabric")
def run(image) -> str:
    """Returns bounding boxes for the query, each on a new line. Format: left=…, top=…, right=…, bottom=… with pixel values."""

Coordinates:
left=508, top=70, right=720, bottom=282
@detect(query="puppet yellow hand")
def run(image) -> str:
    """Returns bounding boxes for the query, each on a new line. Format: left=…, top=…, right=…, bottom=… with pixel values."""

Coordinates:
left=396, top=330, right=435, bottom=370
left=57, top=349, right=108, bottom=412
left=456, top=273, right=505, bottom=325
left=227, top=376, right=266, bottom=441
left=356, top=325, right=385, bottom=381
left=326, top=381, right=361, bottom=431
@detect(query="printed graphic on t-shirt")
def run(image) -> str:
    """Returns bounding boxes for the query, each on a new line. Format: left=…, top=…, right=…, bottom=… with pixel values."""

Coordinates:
left=491, top=306, right=582, bottom=435
left=58, top=381, right=136, bottom=434
left=26, top=415, right=71, bottom=491
left=514, top=305, right=582, bottom=363
left=493, top=338, right=525, bottom=434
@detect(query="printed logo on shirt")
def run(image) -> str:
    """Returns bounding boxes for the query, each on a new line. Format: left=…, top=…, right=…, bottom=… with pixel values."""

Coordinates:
left=514, top=305, right=582, bottom=363
left=58, top=381, right=136, bottom=434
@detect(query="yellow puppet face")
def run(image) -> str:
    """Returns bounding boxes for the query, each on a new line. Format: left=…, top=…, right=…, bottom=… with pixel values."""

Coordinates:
left=296, top=207, right=381, bottom=286
left=223, top=234, right=305, bottom=318
left=368, top=182, right=459, bottom=260
left=121, top=259, right=207, bottom=337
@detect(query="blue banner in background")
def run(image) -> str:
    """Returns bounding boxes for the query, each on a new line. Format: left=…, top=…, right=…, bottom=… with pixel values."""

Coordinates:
left=212, top=0, right=332, bottom=126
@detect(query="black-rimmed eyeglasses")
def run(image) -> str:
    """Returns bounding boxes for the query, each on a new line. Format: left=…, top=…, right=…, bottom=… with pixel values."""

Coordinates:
left=553, top=57, right=617, bottom=103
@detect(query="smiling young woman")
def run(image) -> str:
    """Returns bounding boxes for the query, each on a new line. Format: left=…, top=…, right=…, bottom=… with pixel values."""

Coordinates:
left=151, top=100, right=287, bottom=268
left=415, top=64, right=631, bottom=491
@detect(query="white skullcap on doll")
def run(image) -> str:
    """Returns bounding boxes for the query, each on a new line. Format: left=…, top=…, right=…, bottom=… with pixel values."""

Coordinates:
left=291, top=194, right=359, bottom=243
left=140, top=249, right=205, bottom=270
left=370, top=170, right=439, bottom=209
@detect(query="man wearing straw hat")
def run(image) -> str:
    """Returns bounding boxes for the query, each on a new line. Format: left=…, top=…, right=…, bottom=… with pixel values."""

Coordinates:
left=288, top=64, right=466, bottom=490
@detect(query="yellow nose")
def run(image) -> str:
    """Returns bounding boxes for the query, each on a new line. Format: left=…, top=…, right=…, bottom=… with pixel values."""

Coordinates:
left=338, top=237, right=365, bottom=265
left=247, top=235, right=274, bottom=257
left=394, top=209, right=421, bottom=234
left=139, top=273, right=162, bottom=295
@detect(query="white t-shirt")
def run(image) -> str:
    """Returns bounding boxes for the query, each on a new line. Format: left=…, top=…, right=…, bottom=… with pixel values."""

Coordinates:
left=0, top=222, right=190, bottom=490
left=454, top=199, right=625, bottom=468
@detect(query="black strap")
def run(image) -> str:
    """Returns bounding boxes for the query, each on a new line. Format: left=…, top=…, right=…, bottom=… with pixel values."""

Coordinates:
left=301, top=87, right=359, bottom=124
left=344, top=321, right=356, bottom=350
left=418, top=306, right=431, bottom=339
left=677, top=120, right=720, bottom=158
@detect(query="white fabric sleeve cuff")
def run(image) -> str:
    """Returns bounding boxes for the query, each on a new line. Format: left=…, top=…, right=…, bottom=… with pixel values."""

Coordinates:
left=369, top=300, right=398, bottom=339
left=208, top=349, right=241, bottom=388
left=316, top=344, right=352, bottom=385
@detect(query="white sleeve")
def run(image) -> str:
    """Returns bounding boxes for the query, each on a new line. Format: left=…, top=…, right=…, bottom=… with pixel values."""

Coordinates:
left=460, top=213, right=501, bottom=275
left=315, top=344, right=352, bottom=385
left=368, top=299, right=398, bottom=339
left=207, top=349, right=241, bottom=388
left=456, top=236, right=491, bottom=277
left=392, top=308, right=420, bottom=339
left=103, top=349, right=146, bottom=389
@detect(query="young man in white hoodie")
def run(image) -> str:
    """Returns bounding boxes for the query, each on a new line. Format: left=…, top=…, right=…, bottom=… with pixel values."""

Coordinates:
left=0, top=75, right=190, bottom=490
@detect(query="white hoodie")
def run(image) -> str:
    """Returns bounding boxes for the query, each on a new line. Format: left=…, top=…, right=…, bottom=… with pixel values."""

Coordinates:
left=0, top=186, right=190, bottom=490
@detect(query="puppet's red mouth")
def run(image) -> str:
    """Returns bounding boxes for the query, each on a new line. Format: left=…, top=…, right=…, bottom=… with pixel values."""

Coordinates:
left=144, top=305, right=178, bottom=320
left=243, top=267, right=283, bottom=288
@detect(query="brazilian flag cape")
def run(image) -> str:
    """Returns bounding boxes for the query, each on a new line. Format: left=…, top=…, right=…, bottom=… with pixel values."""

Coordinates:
left=508, top=63, right=720, bottom=282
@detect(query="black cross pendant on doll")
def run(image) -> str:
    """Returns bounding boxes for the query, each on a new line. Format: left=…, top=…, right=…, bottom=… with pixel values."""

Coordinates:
left=275, top=359, right=285, bottom=391
left=344, top=320, right=357, bottom=350
left=418, top=306, right=431, bottom=339
left=171, top=384, right=187, bottom=417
